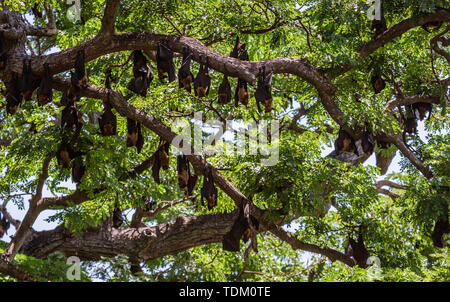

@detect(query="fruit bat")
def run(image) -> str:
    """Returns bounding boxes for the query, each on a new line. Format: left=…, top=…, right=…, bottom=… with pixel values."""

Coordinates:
left=412, top=102, right=432, bottom=121
left=126, top=118, right=144, bottom=153
left=6, top=73, right=22, bottom=115
left=112, top=207, right=124, bottom=228
left=371, top=74, right=385, bottom=94
left=218, top=75, right=231, bottom=105
left=201, top=170, right=218, bottom=210
left=151, top=139, right=170, bottom=184
left=255, top=66, right=274, bottom=113
left=222, top=203, right=259, bottom=252
left=71, top=157, right=85, bottom=184
left=178, top=51, right=194, bottom=93
left=127, top=50, right=153, bottom=97
left=20, top=59, right=40, bottom=102
left=334, top=129, right=357, bottom=154
left=194, top=58, right=211, bottom=98
left=72, top=49, right=88, bottom=89
left=156, top=41, right=176, bottom=82
left=348, top=232, right=370, bottom=268
left=37, top=63, right=53, bottom=106
left=99, top=72, right=117, bottom=136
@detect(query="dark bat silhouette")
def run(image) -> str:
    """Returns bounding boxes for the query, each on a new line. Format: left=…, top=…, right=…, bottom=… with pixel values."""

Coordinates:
left=71, top=157, right=85, bottom=184
left=431, top=216, right=449, bottom=248
left=348, top=232, right=370, bottom=268
left=6, top=73, right=22, bottom=115
left=255, top=66, right=273, bottom=113
left=61, top=97, right=81, bottom=131
left=112, top=208, right=124, bottom=228
left=334, top=129, right=357, bottom=154
left=20, top=59, right=40, bottom=102
left=0, top=212, right=10, bottom=238
left=404, top=117, right=418, bottom=134
left=56, top=139, right=83, bottom=169
left=194, top=57, right=211, bottom=98
left=152, top=139, right=170, bottom=184
left=371, top=74, right=385, bottom=94
left=361, top=128, right=375, bottom=154
left=127, top=50, right=153, bottom=97
left=230, top=36, right=250, bottom=107
left=222, top=203, right=259, bottom=252
left=99, top=71, right=117, bottom=136
left=37, top=63, right=53, bottom=106
left=178, top=51, right=194, bottom=93
left=0, top=32, right=7, bottom=70
left=126, top=118, right=144, bottom=153
left=218, top=75, right=231, bottom=105
left=201, top=170, right=218, bottom=210
left=371, top=4, right=387, bottom=37
left=412, top=102, right=432, bottom=121
left=156, top=41, right=176, bottom=82
left=72, top=49, right=88, bottom=89
left=177, top=154, right=190, bottom=189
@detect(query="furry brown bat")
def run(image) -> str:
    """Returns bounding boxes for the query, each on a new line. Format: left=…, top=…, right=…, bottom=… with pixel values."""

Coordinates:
left=177, top=154, right=190, bottom=189
left=112, top=207, right=124, bottom=228
left=371, top=3, right=387, bottom=37
left=56, top=139, right=83, bottom=169
left=71, top=157, right=85, bottom=184
left=404, top=117, right=418, bottom=134
left=156, top=41, right=176, bottom=82
left=151, top=139, right=170, bottom=184
left=222, top=203, right=259, bottom=252
left=412, top=102, right=432, bottom=121
left=230, top=36, right=250, bottom=107
left=218, top=75, right=231, bottom=105
left=20, top=59, right=40, bottom=102
left=99, top=72, right=117, bottom=136
left=348, top=232, right=370, bottom=268
left=334, top=129, right=357, bottom=154
left=201, top=170, right=218, bottom=210
left=178, top=51, right=194, bottom=93
left=371, top=74, right=385, bottom=94
left=6, top=73, right=22, bottom=115
left=255, top=66, right=274, bottom=113
left=194, top=57, right=211, bottom=98
left=61, top=97, right=81, bottom=131
left=72, top=49, right=88, bottom=89
left=0, top=213, right=10, bottom=238
left=127, top=50, right=153, bottom=97
left=126, top=118, right=144, bottom=153
left=37, top=63, right=53, bottom=106
left=0, top=32, right=7, bottom=70
left=361, top=128, right=375, bottom=154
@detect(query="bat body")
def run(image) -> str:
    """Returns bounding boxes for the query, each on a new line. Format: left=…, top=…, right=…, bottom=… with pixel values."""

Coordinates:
left=412, top=102, right=432, bottom=121
left=178, top=52, right=194, bottom=93
left=156, top=42, right=176, bottom=82
left=20, top=59, right=40, bottom=102
left=255, top=67, right=273, bottom=113
left=6, top=73, right=22, bottom=115
left=37, top=63, right=53, bottom=106
left=218, top=75, right=231, bottom=105
left=201, top=170, right=218, bottom=210
left=334, top=129, right=357, bottom=154
left=231, top=36, right=250, bottom=106
left=194, top=60, right=211, bottom=98
left=127, top=50, right=153, bottom=97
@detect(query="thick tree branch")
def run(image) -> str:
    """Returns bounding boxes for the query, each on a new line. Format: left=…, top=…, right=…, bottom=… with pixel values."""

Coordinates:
left=99, top=0, right=120, bottom=36
left=3, top=156, right=52, bottom=262
left=0, top=258, right=35, bottom=281
left=328, top=10, right=450, bottom=79
left=267, top=223, right=355, bottom=267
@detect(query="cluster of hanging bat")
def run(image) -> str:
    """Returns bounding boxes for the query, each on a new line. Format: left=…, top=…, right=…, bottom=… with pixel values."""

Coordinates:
left=1, top=36, right=266, bottom=252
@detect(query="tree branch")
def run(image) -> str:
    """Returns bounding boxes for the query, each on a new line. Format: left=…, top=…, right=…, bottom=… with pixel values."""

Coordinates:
left=267, top=223, right=355, bottom=267
left=99, top=0, right=120, bottom=36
